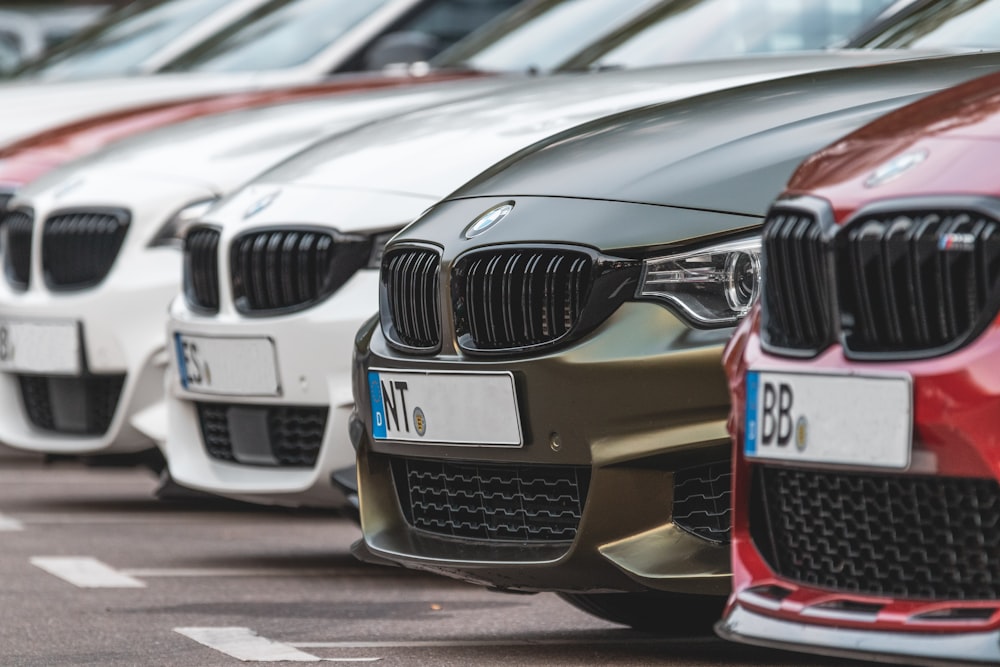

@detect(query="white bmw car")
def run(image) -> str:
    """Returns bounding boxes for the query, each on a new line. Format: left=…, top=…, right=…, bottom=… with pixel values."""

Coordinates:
left=0, top=77, right=510, bottom=463
left=162, top=52, right=906, bottom=508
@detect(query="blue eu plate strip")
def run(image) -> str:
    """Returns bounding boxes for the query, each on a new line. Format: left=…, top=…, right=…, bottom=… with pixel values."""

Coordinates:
left=368, top=371, right=387, bottom=439
left=744, top=371, right=759, bottom=456
left=174, top=333, right=189, bottom=390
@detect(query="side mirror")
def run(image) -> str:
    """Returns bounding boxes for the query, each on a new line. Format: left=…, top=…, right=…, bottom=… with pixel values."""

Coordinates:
left=364, top=31, right=442, bottom=71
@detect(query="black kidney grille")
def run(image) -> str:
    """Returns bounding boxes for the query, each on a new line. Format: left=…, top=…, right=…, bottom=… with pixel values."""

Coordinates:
left=391, top=457, right=590, bottom=542
left=672, top=461, right=731, bottom=544
left=42, top=210, right=129, bottom=289
left=381, top=247, right=441, bottom=350
left=838, top=211, right=1000, bottom=354
left=195, top=403, right=327, bottom=467
left=761, top=210, right=833, bottom=352
left=184, top=226, right=220, bottom=312
left=3, top=208, right=33, bottom=289
left=19, top=374, right=125, bottom=435
left=230, top=228, right=368, bottom=313
left=453, top=248, right=592, bottom=351
left=753, top=466, right=1000, bottom=600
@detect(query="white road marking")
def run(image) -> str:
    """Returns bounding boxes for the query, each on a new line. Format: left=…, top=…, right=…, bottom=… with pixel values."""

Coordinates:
left=31, top=556, right=146, bottom=588
left=0, top=514, right=23, bottom=531
left=175, top=627, right=380, bottom=662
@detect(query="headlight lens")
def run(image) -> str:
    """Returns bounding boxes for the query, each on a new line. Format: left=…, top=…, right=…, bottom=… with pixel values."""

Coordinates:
left=637, top=236, right=761, bottom=327
left=148, top=198, right=218, bottom=249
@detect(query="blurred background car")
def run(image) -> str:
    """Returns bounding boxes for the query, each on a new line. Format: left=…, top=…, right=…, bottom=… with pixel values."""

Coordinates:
left=717, top=68, right=1000, bottom=666
left=0, top=1, right=112, bottom=74
left=0, top=0, right=524, bottom=145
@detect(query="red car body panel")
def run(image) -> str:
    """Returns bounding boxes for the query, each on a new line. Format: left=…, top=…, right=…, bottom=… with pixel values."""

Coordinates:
left=721, top=70, right=1000, bottom=657
left=0, top=71, right=483, bottom=191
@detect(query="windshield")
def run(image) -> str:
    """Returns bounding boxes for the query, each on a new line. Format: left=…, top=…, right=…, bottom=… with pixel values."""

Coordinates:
left=856, top=0, right=1000, bottom=50
left=15, top=0, right=234, bottom=80
left=563, top=0, right=897, bottom=70
left=163, top=0, right=392, bottom=73
left=431, top=0, right=661, bottom=72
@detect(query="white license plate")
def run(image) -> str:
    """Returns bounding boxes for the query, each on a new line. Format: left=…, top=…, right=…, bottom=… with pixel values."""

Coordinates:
left=744, top=371, right=911, bottom=469
left=0, top=319, right=80, bottom=374
left=368, top=369, right=522, bottom=446
left=174, top=333, right=280, bottom=396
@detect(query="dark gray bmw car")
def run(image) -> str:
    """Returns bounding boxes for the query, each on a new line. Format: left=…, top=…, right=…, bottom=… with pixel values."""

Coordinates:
left=350, top=52, right=1000, bottom=631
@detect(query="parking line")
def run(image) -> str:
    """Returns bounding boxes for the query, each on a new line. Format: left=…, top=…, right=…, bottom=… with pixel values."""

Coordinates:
left=0, top=514, right=23, bottom=531
left=175, top=627, right=381, bottom=662
left=30, top=556, right=146, bottom=588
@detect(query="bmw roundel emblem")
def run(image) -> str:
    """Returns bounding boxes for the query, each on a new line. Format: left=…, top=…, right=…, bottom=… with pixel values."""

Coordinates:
left=244, top=189, right=281, bottom=219
left=864, top=149, right=928, bottom=188
left=463, top=201, right=514, bottom=239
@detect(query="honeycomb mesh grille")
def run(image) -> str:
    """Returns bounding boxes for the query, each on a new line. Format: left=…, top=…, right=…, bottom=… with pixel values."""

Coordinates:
left=753, top=466, right=1000, bottom=600
left=18, top=374, right=125, bottom=435
left=196, top=403, right=327, bottom=468
left=42, top=210, right=129, bottom=289
left=391, top=457, right=589, bottom=542
left=3, top=208, right=33, bottom=290
left=672, top=461, right=731, bottom=544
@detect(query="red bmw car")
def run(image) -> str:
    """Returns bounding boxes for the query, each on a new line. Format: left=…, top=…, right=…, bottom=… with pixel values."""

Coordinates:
left=717, top=70, right=1000, bottom=664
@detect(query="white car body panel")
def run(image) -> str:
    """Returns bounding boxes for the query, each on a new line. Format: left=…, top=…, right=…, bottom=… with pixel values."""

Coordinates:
left=162, top=51, right=916, bottom=507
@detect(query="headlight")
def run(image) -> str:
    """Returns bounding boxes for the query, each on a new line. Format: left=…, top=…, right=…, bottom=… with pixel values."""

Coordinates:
left=367, top=230, right=400, bottom=269
left=637, top=236, right=761, bottom=327
left=148, top=198, right=218, bottom=249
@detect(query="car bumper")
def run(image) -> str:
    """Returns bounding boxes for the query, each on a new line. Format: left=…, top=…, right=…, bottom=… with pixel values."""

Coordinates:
left=163, top=270, right=380, bottom=508
left=355, top=301, right=734, bottom=594
left=718, top=604, right=1000, bottom=667
left=722, top=309, right=1000, bottom=664
left=0, top=250, right=179, bottom=455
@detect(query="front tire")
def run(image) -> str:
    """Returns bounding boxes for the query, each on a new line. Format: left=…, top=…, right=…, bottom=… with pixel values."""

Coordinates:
left=557, top=591, right=725, bottom=634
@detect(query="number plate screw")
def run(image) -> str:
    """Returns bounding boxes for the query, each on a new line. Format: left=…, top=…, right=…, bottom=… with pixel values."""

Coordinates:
left=550, top=433, right=562, bottom=452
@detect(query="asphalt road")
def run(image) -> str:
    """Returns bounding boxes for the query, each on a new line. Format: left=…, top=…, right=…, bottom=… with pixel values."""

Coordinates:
left=0, top=455, right=858, bottom=667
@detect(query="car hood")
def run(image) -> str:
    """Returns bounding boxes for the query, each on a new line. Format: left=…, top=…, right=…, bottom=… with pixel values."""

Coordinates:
left=207, top=182, right=439, bottom=234
left=0, top=71, right=295, bottom=145
left=784, top=69, right=1000, bottom=219
left=0, top=71, right=487, bottom=190
left=19, top=77, right=515, bottom=201
left=443, top=51, right=1000, bottom=219
left=249, top=51, right=915, bottom=200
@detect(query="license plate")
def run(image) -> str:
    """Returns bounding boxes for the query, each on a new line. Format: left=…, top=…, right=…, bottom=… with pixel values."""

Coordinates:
left=0, top=319, right=79, bottom=374
left=745, top=371, right=911, bottom=469
left=368, top=369, right=521, bottom=446
left=174, top=333, right=280, bottom=396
